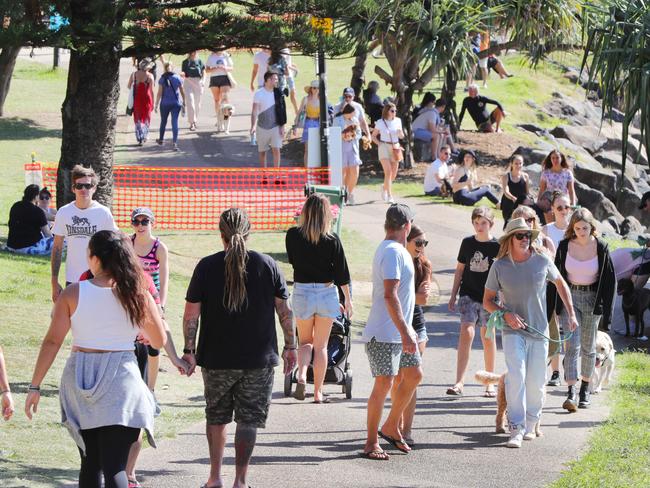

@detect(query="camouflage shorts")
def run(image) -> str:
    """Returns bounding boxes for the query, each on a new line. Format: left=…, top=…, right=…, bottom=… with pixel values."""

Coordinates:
left=201, top=367, right=274, bottom=427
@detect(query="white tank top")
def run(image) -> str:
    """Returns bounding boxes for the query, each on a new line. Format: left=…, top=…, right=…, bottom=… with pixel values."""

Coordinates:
left=544, top=222, right=567, bottom=249
left=71, top=280, right=139, bottom=350
left=566, top=253, right=599, bottom=286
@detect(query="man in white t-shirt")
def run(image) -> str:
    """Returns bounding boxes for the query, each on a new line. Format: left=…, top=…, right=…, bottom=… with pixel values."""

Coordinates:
left=333, top=87, right=371, bottom=139
left=250, top=49, right=271, bottom=91
left=361, top=204, right=422, bottom=460
left=50, top=165, right=117, bottom=302
left=423, top=145, right=453, bottom=196
left=251, top=72, right=286, bottom=168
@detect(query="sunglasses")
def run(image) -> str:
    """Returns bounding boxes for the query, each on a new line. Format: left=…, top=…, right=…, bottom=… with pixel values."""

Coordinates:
left=389, top=109, right=396, bottom=113
left=414, top=239, right=428, bottom=248
left=39, top=195, right=50, bottom=200
left=555, top=205, right=571, bottom=211
left=513, top=232, right=532, bottom=241
left=525, top=217, right=536, bottom=224
left=131, top=218, right=150, bottom=226
left=74, top=183, right=94, bottom=190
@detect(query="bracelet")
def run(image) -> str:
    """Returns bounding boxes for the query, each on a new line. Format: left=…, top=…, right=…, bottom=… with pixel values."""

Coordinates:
left=283, top=345, right=297, bottom=351
left=182, top=348, right=196, bottom=355
left=0, top=389, right=10, bottom=395
left=28, top=385, right=40, bottom=392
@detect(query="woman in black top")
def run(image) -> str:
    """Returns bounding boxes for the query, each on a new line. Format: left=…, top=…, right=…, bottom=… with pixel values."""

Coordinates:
left=7, top=184, right=53, bottom=255
left=391, top=223, right=432, bottom=445
left=286, top=195, right=352, bottom=403
left=500, top=154, right=529, bottom=228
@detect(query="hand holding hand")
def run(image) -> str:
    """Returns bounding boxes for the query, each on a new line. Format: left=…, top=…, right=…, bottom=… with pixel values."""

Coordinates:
left=181, top=353, right=197, bottom=377
left=172, top=356, right=191, bottom=376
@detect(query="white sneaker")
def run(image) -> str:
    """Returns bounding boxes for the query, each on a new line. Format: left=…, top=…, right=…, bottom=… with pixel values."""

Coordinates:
left=347, top=193, right=355, bottom=205
left=381, top=190, right=388, bottom=202
left=388, top=195, right=395, bottom=204
left=523, top=431, right=536, bottom=441
left=506, top=429, right=524, bottom=448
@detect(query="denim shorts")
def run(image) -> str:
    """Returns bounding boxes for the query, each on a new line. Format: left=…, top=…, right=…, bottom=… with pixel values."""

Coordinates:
left=292, top=282, right=341, bottom=320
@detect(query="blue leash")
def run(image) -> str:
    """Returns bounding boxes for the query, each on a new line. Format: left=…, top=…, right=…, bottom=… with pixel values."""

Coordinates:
left=486, top=310, right=573, bottom=343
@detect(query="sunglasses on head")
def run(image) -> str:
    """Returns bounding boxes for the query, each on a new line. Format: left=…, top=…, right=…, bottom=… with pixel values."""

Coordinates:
left=131, top=218, right=150, bottom=226
left=513, top=232, right=532, bottom=241
left=74, top=183, right=94, bottom=190
left=39, top=195, right=50, bottom=200
left=414, top=239, right=428, bottom=248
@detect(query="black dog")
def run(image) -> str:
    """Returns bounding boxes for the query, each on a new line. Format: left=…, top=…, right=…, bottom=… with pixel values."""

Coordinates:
left=617, top=278, right=650, bottom=337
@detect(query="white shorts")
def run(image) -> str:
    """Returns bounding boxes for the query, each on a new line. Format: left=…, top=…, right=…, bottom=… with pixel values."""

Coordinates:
left=378, top=142, right=397, bottom=161
left=478, top=57, right=488, bottom=68
left=256, top=127, right=283, bottom=152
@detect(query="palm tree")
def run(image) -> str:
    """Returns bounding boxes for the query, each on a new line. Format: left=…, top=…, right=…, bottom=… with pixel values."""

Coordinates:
left=581, top=0, right=650, bottom=196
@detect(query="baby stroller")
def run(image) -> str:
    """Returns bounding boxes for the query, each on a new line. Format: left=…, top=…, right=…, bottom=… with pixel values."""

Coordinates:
left=284, top=311, right=353, bottom=399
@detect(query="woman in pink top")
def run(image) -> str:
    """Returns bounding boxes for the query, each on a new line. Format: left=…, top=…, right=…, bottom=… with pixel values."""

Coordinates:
left=551, top=208, right=615, bottom=413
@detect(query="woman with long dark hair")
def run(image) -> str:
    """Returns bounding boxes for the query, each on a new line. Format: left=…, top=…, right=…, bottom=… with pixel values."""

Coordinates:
left=286, top=194, right=352, bottom=403
left=500, top=154, right=529, bottom=227
left=391, top=224, right=432, bottom=446
left=25, top=230, right=166, bottom=488
left=451, top=151, right=500, bottom=207
left=538, top=150, right=576, bottom=206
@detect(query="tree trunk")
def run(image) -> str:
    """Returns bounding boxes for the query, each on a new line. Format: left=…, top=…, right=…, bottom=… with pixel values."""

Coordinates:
left=442, top=65, right=459, bottom=138
left=0, top=46, right=21, bottom=117
left=350, top=42, right=368, bottom=100
left=56, top=1, right=123, bottom=208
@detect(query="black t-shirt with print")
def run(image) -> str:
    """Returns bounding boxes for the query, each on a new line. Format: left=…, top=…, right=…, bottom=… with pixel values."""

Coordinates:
left=457, top=236, right=500, bottom=302
left=7, top=200, right=47, bottom=249
left=186, top=250, right=289, bottom=370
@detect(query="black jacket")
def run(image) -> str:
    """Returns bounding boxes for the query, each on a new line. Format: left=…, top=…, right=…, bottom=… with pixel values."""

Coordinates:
left=273, top=87, right=287, bottom=126
left=551, top=238, right=616, bottom=326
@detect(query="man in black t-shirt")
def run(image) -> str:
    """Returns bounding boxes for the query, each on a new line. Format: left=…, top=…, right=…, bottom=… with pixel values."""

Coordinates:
left=182, top=208, right=297, bottom=488
left=458, top=85, right=506, bottom=133
left=447, top=207, right=500, bottom=396
left=7, top=184, right=52, bottom=254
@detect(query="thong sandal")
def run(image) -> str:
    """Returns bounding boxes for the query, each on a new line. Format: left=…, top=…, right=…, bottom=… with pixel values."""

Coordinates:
left=378, top=430, right=410, bottom=453
left=360, top=449, right=390, bottom=461
left=484, top=387, right=496, bottom=398
left=446, top=385, right=463, bottom=396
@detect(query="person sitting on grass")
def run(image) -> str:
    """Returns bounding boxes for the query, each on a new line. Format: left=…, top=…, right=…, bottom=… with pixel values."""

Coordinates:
left=423, top=145, right=453, bottom=197
left=6, top=184, right=53, bottom=256
left=447, top=207, right=499, bottom=397
left=458, top=84, right=506, bottom=133
left=37, top=187, right=56, bottom=224
left=451, top=150, right=499, bottom=207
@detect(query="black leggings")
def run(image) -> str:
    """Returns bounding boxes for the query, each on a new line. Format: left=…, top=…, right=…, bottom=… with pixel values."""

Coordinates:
left=79, top=425, right=140, bottom=488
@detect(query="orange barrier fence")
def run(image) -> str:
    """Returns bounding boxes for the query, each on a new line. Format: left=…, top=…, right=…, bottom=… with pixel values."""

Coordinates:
left=40, top=164, right=330, bottom=231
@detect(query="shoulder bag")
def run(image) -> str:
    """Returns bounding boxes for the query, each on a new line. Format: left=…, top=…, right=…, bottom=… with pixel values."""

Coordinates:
left=384, top=119, right=403, bottom=162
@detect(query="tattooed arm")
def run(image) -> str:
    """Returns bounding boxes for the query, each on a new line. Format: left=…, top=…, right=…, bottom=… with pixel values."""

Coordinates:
left=182, top=301, right=201, bottom=376
left=274, top=297, right=297, bottom=374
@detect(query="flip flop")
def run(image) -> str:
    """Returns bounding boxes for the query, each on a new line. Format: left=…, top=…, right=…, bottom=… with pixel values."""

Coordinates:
left=446, top=385, right=463, bottom=396
left=378, top=430, right=410, bottom=453
left=404, top=437, right=415, bottom=448
left=128, top=480, right=141, bottom=488
left=313, top=396, right=331, bottom=404
left=484, top=388, right=496, bottom=398
left=360, top=449, right=390, bottom=461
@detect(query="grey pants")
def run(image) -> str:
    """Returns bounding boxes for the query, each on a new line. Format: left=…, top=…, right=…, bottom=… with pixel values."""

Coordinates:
left=561, top=288, right=601, bottom=382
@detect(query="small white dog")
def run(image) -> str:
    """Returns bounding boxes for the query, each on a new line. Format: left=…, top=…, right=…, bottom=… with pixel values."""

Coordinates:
left=216, top=103, right=235, bottom=134
left=589, top=330, right=615, bottom=394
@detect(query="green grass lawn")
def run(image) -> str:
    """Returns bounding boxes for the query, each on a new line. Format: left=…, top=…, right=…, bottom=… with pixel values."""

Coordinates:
left=550, top=352, right=650, bottom=487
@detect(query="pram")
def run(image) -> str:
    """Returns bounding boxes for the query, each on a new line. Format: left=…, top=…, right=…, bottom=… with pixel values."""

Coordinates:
left=283, top=311, right=353, bottom=399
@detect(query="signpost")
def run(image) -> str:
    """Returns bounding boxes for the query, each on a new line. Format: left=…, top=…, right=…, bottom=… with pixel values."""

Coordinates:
left=311, top=17, right=333, bottom=169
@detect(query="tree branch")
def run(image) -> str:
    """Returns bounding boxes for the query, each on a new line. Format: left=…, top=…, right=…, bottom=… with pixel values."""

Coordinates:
left=374, top=65, right=392, bottom=85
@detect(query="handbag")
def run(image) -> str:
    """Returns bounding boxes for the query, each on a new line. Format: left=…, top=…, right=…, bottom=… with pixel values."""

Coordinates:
left=384, top=119, right=403, bottom=162
left=126, top=72, right=136, bottom=116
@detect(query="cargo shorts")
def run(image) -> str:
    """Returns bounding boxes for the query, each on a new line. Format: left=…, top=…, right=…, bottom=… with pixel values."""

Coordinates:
left=201, top=367, right=274, bottom=427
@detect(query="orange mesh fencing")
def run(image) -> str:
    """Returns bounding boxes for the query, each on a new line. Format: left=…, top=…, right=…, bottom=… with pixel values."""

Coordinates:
left=41, top=164, right=330, bottom=231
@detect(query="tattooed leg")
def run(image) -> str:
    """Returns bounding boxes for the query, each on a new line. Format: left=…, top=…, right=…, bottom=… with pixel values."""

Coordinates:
left=233, top=423, right=257, bottom=488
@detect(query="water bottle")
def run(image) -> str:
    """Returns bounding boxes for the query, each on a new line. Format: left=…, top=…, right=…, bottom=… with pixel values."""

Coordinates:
left=250, top=133, right=257, bottom=146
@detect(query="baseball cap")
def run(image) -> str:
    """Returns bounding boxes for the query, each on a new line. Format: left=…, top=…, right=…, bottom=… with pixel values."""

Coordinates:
left=131, top=207, right=155, bottom=221
left=385, top=203, right=414, bottom=228
left=343, top=87, right=355, bottom=96
left=639, top=191, right=650, bottom=209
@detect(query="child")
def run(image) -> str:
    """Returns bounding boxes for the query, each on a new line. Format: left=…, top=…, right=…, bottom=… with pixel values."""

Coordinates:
left=447, top=206, right=499, bottom=396
left=335, top=104, right=362, bottom=205
left=131, top=207, right=170, bottom=393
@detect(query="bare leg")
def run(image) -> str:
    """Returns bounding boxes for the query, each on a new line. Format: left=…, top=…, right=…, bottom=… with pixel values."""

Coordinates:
left=453, top=323, right=476, bottom=388
left=347, top=166, right=359, bottom=196
left=481, top=67, right=489, bottom=87
left=364, top=376, right=393, bottom=453
left=233, top=423, right=257, bottom=488
left=258, top=151, right=267, bottom=168
left=400, top=341, right=426, bottom=441
left=271, top=147, right=281, bottom=168
left=495, top=60, right=511, bottom=78
left=125, top=430, right=143, bottom=483
left=550, top=354, right=560, bottom=372
left=480, top=325, right=496, bottom=394
left=289, top=89, right=299, bottom=114
left=381, top=366, right=423, bottom=446
left=379, top=158, right=392, bottom=196
left=205, top=424, right=227, bottom=488
left=295, top=317, right=315, bottom=385
left=491, top=108, right=505, bottom=132
left=146, top=354, right=160, bottom=391
left=210, top=86, right=221, bottom=116
left=312, top=316, right=334, bottom=402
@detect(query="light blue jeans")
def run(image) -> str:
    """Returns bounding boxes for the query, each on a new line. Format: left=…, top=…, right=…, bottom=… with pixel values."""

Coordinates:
left=502, top=332, right=548, bottom=432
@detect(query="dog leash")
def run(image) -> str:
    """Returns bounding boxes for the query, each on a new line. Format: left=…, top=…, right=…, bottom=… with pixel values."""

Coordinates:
left=487, top=310, right=573, bottom=343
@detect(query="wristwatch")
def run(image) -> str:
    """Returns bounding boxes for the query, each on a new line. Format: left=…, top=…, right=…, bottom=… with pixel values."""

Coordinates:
left=182, top=348, right=196, bottom=355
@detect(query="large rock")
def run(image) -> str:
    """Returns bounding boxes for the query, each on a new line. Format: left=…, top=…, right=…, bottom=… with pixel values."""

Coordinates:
left=544, top=92, right=602, bottom=126
left=595, top=151, right=638, bottom=180
left=526, top=163, right=542, bottom=189
left=550, top=125, right=608, bottom=155
left=616, top=188, right=650, bottom=228
left=574, top=181, right=624, bottom=223
left=599, top=219, right=620, bottom=239
left=620, top=216, right=646, bottom=237
left=555, top=138, right=597, bottom=162
left=612, top=170, right=638, bottom=195
left=573, top=159, right=618, bottom=201
left=512, top=146, right=548, bottom=167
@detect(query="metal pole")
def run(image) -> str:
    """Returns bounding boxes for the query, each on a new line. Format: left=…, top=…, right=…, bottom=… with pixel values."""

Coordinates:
left=317, top=46, right=329, bottom=168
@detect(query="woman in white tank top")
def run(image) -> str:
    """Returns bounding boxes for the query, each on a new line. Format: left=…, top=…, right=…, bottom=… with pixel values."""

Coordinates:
left=542, top=192, right=572, bottom=249
left=25, top=230, right=166, bottom=488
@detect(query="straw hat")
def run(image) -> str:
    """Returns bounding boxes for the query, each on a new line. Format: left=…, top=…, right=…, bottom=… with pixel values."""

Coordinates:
left=304, top=80, right=319, bottom=93
left=498, top=217, right=539, bottom=244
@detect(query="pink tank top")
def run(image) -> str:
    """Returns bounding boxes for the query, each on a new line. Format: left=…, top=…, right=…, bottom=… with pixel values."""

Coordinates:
left=566, top=253, right=598, bottom=285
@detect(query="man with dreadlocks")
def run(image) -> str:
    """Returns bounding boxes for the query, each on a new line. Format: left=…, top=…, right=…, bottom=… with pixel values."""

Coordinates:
left=182, top=208, right=297, bottom=488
